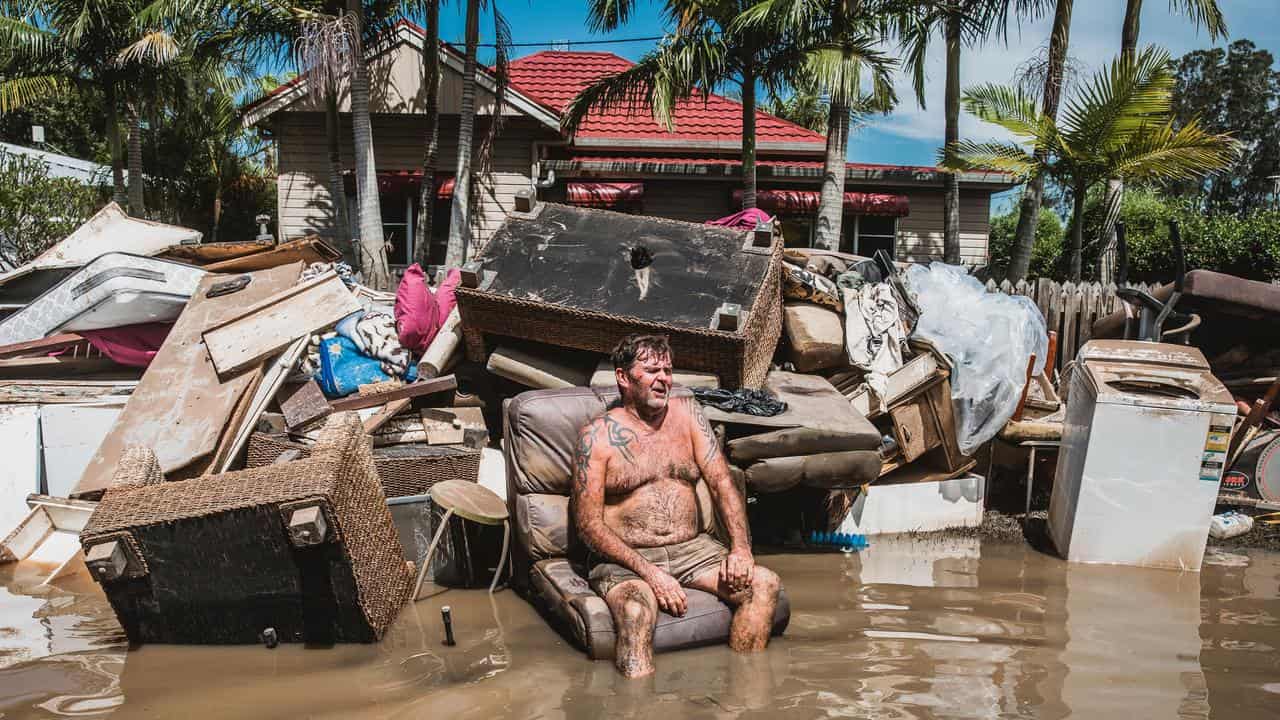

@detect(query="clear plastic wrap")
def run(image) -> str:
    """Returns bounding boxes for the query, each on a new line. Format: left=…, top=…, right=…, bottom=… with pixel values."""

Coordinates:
left=905, top=263, right=1048, bottom=455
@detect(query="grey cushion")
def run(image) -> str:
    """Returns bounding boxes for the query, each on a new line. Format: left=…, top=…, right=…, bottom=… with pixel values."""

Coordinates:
left=727, top=425, right=882, bottom=464
left=744, top=450, right=883, bottom=492
left=516, top=493, right=571, bottom=561
left=531, top=559, right=791, bottom=661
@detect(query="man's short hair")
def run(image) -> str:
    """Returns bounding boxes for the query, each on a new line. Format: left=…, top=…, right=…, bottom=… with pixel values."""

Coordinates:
left=611, top=334, right=671, bottom=372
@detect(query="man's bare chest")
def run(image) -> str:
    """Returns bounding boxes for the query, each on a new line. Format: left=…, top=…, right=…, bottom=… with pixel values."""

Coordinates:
left=600, top=415, right=698, bottom=495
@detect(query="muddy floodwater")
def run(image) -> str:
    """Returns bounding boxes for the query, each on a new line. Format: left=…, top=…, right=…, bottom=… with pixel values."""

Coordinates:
left=2, top=537, right=1278, bottom=719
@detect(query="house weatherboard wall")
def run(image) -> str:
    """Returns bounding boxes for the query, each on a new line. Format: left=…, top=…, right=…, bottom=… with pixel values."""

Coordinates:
left=246, top=21, right=1017, bottom=269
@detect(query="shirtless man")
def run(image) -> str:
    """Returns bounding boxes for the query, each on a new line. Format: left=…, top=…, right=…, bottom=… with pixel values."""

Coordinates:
left=572, top=334, right=781, bottom=678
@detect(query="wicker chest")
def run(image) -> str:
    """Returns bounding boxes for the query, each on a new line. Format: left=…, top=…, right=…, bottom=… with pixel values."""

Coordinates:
left=456, top=203, right=784, bottom=389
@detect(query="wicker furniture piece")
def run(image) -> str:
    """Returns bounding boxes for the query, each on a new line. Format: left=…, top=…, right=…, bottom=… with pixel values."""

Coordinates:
left=245, top=432, right=481, bottom=499
left=455, top=203, right=784, bottom=389
left=80, top=413, right=414, bottom=645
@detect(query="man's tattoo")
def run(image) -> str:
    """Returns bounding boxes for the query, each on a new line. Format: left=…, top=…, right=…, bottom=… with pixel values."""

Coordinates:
left=574, top=426, right=595, bottom=492
left=604, top=415, right=638, bottom=464
left=692, top=404, right=719, bottom=464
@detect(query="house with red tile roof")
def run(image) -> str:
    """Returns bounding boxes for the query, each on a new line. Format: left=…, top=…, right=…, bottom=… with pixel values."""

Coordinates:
left=246, top=21, right=1017, bottom=268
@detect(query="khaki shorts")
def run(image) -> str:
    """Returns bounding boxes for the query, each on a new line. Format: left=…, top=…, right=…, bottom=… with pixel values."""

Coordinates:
left=588, top=533, right=728, bottom=598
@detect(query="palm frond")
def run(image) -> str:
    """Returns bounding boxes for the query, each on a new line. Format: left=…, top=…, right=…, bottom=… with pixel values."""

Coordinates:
left=0, top=15, right=55, bottom=57
left=0, top=74, right=69, bottom=112
left=960, top=82, right=1052, bottom=144
left=801, top=40, right=896, bottom=107
left=1059, top=46, right=1174, bottom=151
left=1109, top=119, right=1240, bottom=183
left=586, top=0, right=637, bottom=33
left=1170, top=0, right=1227, bottom=40
left=939, top=139, right=1037, bottom=177
left=118, top=30, right=181, bottom=66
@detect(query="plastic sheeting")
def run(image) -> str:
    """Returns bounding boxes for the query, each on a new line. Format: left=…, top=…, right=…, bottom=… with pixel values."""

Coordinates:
left=906, top=263, right=1047, bottom=455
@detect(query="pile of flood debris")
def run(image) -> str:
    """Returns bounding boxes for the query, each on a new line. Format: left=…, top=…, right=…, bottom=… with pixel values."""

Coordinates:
left=1, top=198, right=1274, bottom=649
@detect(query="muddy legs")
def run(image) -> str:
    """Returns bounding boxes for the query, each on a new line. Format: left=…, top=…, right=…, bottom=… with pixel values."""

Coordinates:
left=688, top=564, right=781, bottom=653
left=604, top=580, right=658, bottom=678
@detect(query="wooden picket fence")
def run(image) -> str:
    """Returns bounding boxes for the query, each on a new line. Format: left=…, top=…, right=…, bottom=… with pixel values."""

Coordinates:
left=983, top=278, right=1158, bottom=374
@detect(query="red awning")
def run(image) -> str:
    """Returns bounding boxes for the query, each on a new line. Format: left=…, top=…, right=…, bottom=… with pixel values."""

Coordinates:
left=733, top=189, right=909, bottom=217
left=342, top=170, right=454, bottom=199
left=565, top=182, right=644, bottom=209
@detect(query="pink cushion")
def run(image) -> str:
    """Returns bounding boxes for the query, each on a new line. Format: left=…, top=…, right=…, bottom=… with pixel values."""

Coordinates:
left=394, top=264, right=461, bottom=355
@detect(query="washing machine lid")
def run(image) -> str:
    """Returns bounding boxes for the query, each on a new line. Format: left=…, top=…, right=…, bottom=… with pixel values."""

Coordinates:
left=1083, top=359, right=1236, bottom=413
left=1078, top=340, right=1210, bottom=370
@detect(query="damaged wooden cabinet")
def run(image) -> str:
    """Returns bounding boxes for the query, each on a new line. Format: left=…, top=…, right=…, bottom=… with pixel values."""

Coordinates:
left=863, top=352, right=974, bottom=484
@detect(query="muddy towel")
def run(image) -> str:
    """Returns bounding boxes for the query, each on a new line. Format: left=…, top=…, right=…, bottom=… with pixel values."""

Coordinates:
left=840, top=276, right=907, bottom=408
left=692, top=387, right=787, bottom=417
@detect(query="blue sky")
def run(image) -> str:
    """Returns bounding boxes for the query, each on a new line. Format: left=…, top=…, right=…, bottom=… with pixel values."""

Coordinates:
left=431, top=0, right=1276, bottom=165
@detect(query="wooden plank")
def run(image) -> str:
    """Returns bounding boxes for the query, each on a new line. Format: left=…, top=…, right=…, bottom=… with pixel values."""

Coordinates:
left=202, top=272, right=361, bottom=377
left=0, top=506, right=51, bottom=563
left=329, top=375, right=458, bottom=413
left=278, top=379, right=332, bottom=430
left=0, top=333, right=87, bottom=359
left=0, top=356, right=123, bottom=378
left=72, top=263, right=303, bottom=499
left=200, top=236, right=341, bottom=273
left=27, top=494, right=97, bottom=532
left=158, top=240, right=274, bottom=265
left=363, top=398, right=412, bottom=434
left=217, top=336, right=310, bottom=473
left=194, top=365, right=264, bottom=478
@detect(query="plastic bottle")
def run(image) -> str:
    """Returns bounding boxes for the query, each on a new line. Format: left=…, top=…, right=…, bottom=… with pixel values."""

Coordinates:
left=1208, top=511, right=1254, bottom=540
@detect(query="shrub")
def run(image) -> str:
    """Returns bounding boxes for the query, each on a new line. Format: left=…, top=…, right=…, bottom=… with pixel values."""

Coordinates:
left=0, top=149, right=100, bottom=268
left=987, top=206, right=1065, bottom=279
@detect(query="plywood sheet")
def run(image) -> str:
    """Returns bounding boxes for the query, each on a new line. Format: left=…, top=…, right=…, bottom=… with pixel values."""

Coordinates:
left=200, top=236, right=341, bottom=273
left=72, top=263, right=302, bottom=499
left=202, top=272, right=360, bottom=377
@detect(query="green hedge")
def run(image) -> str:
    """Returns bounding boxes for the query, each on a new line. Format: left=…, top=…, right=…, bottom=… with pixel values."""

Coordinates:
left=989, top=188, right=1280, bottom=282
left=0, top=150, right=100, bottom=268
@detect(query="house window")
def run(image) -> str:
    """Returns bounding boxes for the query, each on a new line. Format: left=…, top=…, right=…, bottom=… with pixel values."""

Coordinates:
left=853, top=215, right=897, bottom=258
left=776, top=215, right=896, bottom=258
left=382, top=191, right=412, bottom=267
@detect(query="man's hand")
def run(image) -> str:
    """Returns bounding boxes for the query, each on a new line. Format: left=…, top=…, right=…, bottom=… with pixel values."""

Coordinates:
left=720, top=548, right=755, bottom=593
left=643, top=567, right=688, bottom=617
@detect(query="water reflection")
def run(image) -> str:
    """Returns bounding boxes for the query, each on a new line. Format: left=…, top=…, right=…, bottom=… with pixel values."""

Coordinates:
left=0, top=537, right=1278, bottom=718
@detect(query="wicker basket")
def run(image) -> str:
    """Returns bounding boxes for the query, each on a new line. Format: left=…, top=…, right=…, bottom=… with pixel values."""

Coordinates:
left=80, top=413, right=413, bottom=645
left=455, top=204, right=784, bottom=389
left=246, top=432, right=480, bottom=499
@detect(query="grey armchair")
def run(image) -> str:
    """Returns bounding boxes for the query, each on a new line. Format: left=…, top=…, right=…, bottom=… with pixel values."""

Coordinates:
left=502, top=385, right=790, bottom=660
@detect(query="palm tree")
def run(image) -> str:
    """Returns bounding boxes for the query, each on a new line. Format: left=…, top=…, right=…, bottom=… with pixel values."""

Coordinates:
left=766, top=80, right=828, bottom=134
left=566, top=1, right=813, bottom=212
left=447, top=0, right=508, bottom=266
left=0, top=0, right=148, bottom=210
left=343, top=0, right=390, bottom=289
left=945, top=47, right=1240, bottom=281
left=413, top=0, right=442, bottom=266
left=895, top=1, right=1049, bottom=264
left=1006, top=0, right=1071, bottom=282
left=1098, top=0, right=1226, bottom=279
left=735, top=0, right=896, bottom=250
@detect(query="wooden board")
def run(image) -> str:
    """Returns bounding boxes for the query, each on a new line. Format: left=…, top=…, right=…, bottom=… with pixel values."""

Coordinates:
left=0, top=356, right=123, bottom=378
left=158, top=240, right=274, bottom=264
left=216, top=336, right=309, bottom=473
left=71, top=263, right=303, bottom=499
left=329, top=375, right=458, bottom=413
left=278, top=379, right=332, bottom=430
left=363, top=398, right=411, bottom=434
left=0, top=333, right=87, bottom=359
left=202, top=272, right=361, bottom=377
left=200, top=236, right=341, bottom=273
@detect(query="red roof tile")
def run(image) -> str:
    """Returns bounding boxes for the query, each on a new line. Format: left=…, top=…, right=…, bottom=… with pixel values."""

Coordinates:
left=506, top=51, right=826, bottom=147
left=558, top=155, right=946, bottom=174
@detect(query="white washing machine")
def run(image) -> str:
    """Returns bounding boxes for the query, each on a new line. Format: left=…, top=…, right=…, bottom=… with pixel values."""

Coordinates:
left=1049, top=340, right=1237, bottom=571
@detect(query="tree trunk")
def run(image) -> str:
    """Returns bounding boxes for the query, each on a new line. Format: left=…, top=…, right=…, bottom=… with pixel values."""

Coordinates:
left=105, top=78, right=126, bottom=207
left=942, top=12, right=962, bottom=265
left=1068, top=183, right=1086, bottom=282
left=1008, top=0, right=1074, bottom=282
left=325, top=91, right=354, bottom=263
left=126, top=103, right=145, bottom=216
left=447, top=0, right=480, bottom=267
left=211, top=195, right=222, bottom=243
left=415, top=0, right=442, bottom=267
left=740, top=64, right=757, bottom=210
left=1100, top=0, right=1142, bottom=282
left=814, top=104, right=849, bottom=251
left=347, top=0, right=391, bottom=290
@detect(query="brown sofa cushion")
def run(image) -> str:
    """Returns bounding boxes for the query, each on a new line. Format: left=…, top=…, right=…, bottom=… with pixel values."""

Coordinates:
left=783, top=302, right=845, bottom=372
left=516, top=493, right=572, bottom=560
left=743, top=450, right=883, bottom=492
left=727, top=425, right=882, bottom=465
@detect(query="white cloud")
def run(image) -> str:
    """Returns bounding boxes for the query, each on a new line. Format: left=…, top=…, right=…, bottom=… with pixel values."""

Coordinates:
left=866, top=0, right=1263, bottom=147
